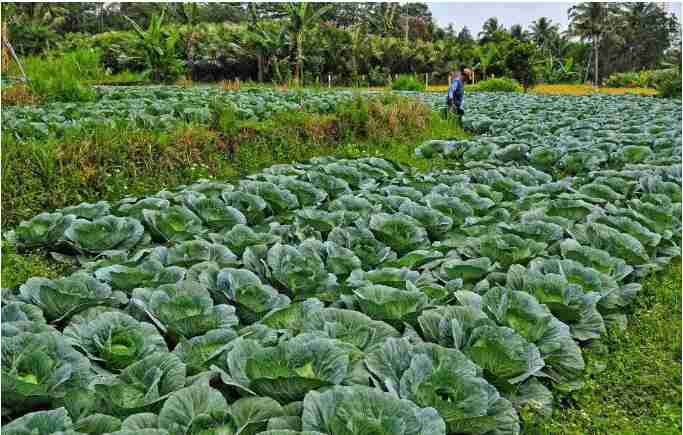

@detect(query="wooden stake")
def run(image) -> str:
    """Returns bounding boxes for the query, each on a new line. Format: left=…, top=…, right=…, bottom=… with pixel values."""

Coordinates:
left=2, top=33, right=27, bottom=82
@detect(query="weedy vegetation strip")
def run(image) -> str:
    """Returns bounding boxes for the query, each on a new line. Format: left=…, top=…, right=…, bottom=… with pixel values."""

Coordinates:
left=1, top=90, right=680, bottom=434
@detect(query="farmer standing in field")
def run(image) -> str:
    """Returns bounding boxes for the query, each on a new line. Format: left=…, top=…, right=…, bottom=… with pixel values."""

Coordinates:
left=447, top=65, right=472, bottom=123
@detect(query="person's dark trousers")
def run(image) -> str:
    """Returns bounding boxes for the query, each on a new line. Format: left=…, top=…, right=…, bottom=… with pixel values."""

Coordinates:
left=455, top=107, right=464, bottom=126
left=446, top=107, right=463, bottom=127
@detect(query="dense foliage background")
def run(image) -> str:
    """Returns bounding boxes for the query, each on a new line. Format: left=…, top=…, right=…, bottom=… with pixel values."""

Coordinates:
left=2, top=2, right=680, bottom=87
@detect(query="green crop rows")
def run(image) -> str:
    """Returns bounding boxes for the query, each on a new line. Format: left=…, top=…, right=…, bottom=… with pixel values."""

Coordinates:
left=1, top=87, right=361, bottom=139
left=2, top=90, right=681, bottom=434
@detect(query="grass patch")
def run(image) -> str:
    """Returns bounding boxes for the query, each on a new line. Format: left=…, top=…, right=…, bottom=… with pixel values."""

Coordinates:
left=1, top=242, right=72, bottom=289
left=527, top=260, right=682, bottom=434
left=4, top=48, right=146, bottom=104
left=391, top=75, right=427, bottom=92
left=467, top=78, right=523, bottom=93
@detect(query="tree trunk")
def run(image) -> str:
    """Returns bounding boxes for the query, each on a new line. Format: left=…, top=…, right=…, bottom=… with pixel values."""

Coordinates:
left=593, top=39, right=599, bottom=87
left=257, top=52, right=264, bottom=83
left=351, top=55, right=358, bottom=86
left=273, top=57, right=282, bottom=83
left=296, top=33, right=304, bottom=86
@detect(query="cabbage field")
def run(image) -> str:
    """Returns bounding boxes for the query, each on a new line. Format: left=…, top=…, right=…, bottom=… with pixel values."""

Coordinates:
left=2, top=87, right=360, bottom=139
left=2, top=90, right=681, bottom=434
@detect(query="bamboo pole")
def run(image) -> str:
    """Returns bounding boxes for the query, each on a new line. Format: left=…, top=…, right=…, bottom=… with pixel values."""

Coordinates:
left=2, top=24, right=28, bottom=82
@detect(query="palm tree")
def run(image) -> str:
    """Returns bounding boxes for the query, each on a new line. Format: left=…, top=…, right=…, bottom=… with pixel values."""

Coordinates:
left=282, top=2, right=333, bottom=85
left=369, top=3, right=399, bottom=36
left=568, top=3, right=613, bottom=86
left=547, top=33, right=573, bottom=60
left=530, top=17, right=560, bottom=50
left=510, top=24, right=528, bottom=42
left=457, top=26, right=474, bottom=45
left=479, top=17, right=504, bottom=44
left=616, top=2, right=666, bottom=70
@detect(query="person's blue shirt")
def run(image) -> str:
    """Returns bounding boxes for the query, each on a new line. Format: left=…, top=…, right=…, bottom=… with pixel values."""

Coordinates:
left=447, top=75, right=464, bottom=109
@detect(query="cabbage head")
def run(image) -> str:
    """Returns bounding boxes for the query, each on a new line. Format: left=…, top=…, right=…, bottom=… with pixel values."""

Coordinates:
left=131, top=280, right=238, bottom=339
left=2, top=326, right=92, bottom=417
left=369, top=213, right=430, bottom=255
left=302, top=385, right=446, bottom=435
left=19, top=272, right=122, bottom=323
left=224, top=334, right=357, bottom=403
left=64, top=216, right=145, bottom=254
left=366, top=338, right=520, bottom=435
left=64, top=311, right=167, bottom=372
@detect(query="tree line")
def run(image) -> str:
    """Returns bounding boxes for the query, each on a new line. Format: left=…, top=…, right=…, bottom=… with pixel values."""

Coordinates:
left=2, top=2, right=680, bottom=86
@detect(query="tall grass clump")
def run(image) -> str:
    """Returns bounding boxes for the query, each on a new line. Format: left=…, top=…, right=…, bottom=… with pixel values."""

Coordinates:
left=654, top=69, right=682, bottom=99
left=390, top=75, right=426, bottom=92
left=605, top=71, right=649, bottom=88
left=18, top=48, right=101, bottom=102
left=469, top=77, right=522, bottom=93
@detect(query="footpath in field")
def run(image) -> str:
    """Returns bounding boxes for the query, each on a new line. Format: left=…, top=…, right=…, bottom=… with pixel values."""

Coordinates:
left=2, top=90, right=681, bottom=434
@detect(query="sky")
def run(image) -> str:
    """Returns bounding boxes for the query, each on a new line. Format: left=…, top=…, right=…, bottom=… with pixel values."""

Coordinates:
left=426, top=2, right=682, bottom=35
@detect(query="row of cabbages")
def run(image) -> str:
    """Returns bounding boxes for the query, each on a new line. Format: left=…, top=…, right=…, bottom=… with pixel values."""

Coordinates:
left=5, top=151, right=680, bottom=434
left=2, top=87, right=358, bottom=139
left=414, top=93, right=681, bottom=173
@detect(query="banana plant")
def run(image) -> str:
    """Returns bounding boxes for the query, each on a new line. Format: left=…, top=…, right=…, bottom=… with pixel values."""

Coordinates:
left=540, top=56, right=578, bottom=83
left=474, top=44, right=498, bottom=80
left=557, top=56, right=578, bottom=81
left=124, top=10, right=184, bottom=83
left=243, top=23, right=287, bottom=83
left=282, top=2, right=333, bottom=86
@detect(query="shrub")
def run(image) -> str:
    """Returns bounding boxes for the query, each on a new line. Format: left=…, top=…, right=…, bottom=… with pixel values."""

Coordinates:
left=654, top=69, right=682, bottom=98
left=468, top=77, right=523, bottom=93
left=391, top=75, right=426, bottom=92
left=6, top=23, right=61, bottom=55
left=605, top=69, right=676, bottom=89
left=368, top=66, right=389, bottom=86
left=19, top=49, right=101, bottom=102
left=505, top=40, right=538, bottom=92
left=92, top=31, right=147, bottom=73
left=605, top=71, right=643, bottom=88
